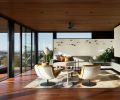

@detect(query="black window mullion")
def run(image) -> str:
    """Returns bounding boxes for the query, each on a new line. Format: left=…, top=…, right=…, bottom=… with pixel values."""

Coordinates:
left=8, top=20, right=14, bottom=78
left=34, top=32, right=38, bottom=64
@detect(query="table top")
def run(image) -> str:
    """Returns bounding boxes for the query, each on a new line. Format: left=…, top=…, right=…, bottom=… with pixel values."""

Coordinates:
left=62, top=69, right=74, bottom=73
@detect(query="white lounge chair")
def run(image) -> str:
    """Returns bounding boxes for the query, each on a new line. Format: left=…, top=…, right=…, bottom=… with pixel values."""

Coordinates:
left=77, top=64, right=101, bottom=86
left=34, top=65, right=62, bottom=86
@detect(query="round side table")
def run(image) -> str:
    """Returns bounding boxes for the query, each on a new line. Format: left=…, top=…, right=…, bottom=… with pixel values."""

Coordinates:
left=62, top=69, right=74, bottom=88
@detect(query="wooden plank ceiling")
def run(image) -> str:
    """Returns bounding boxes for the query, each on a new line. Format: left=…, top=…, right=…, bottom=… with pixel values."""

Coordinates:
left=0, top=0, right=120, bottom=32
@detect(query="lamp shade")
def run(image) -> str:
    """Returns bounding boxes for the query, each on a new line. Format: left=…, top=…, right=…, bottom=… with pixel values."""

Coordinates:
left=44, top=47, right=50, bottom=55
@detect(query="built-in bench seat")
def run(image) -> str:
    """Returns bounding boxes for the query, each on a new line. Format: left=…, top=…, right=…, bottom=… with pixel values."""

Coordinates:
left=0, top=65, right=7, bottom=74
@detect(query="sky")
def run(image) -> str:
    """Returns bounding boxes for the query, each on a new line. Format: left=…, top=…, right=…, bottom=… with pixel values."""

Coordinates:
left=57, top=32, right=92, bottom=38
left=0, top=32, right=53, bottom=52
left=0, top=33, right=8, bottom=51
left=0, top=32, right=92, bottom=52
left=38, top=32, right=92, bottom=51
left=38, top=33, right=53, bottom=51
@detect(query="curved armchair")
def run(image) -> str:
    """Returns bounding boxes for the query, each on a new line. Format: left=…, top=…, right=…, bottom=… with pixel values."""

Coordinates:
left=34, top=64, right=62, bottom=86
left=77, top=64, right=101, bottom=86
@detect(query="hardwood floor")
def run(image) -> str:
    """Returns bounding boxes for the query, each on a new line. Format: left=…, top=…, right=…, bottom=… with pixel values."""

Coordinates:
left=0, top=70, right=120, bottom=100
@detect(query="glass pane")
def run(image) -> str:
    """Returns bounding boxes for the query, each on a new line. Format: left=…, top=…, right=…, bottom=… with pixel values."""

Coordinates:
left=0, top=17, right=8, bottom=80
left=57, top=32, right=92, bottom=38
left=22, top=29, right=31, bottom=72
left=22, top=30, right=26, bottom=72
left=38, top=33, right=53, bottom=63
left=14, top=24, right=20, bottom=75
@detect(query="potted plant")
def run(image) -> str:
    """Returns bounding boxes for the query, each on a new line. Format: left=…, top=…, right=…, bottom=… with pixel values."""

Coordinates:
left=97, top=47, right=114, bottom=62
left=42, top=47, right=53, bottom=66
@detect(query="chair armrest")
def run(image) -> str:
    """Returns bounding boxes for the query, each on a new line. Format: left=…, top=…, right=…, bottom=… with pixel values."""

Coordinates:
left=49, top=59, right=54, bottom=65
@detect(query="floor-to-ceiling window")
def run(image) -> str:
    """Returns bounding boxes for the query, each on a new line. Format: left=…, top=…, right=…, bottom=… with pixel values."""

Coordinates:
left=0, top=17, right=8, bottom=80
left=14, top=24, right=20, bottom=75
left=38, top=33, right=53, bottom=63
left=0, top=15, right=36, bottom=80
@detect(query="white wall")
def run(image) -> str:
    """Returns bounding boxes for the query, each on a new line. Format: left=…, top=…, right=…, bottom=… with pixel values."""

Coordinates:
left=54, top=39, right=113, bottom=56
left=114, top=25, right=120, bottom=57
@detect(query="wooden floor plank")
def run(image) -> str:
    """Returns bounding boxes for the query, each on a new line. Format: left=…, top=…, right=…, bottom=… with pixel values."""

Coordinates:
left=0, top=70, right=120, bottom=100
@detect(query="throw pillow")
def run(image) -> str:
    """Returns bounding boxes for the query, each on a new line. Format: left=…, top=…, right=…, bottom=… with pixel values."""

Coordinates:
left=64, top=56, right=74, bottom=62
left=59, top=55, right=65, bottom=62
left=54, top=55, right=61, bottom=61
left=64, top=56, right=70, bottom=62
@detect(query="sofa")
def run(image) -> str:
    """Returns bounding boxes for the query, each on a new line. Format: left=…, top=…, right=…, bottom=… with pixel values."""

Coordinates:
left=50, top=55, right=93, bottom=70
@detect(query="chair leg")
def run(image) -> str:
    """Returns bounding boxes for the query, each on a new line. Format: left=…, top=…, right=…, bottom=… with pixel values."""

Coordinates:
left=82, top=79, right=96, bottom=87
left=41, top=79, right=56, bottom=86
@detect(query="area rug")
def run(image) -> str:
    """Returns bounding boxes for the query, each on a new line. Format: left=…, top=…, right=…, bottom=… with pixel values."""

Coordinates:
left=24, top=70, right=120, bottom=88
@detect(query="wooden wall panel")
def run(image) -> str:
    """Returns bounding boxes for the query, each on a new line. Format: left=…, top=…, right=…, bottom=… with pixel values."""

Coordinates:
left=0, top=0, right=120, bottom=31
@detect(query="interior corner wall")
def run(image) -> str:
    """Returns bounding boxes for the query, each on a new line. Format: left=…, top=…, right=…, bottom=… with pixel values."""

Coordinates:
left=114, top=25, right=120, bottom=57
left=54, top=39, right=113, bottom=56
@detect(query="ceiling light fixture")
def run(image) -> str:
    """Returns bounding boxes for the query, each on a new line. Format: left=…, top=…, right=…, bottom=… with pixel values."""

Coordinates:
left=68, top=21, right=75, bottom=29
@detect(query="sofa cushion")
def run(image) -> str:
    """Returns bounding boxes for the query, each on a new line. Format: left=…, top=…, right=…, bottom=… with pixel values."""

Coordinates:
left=54, top=55, right=74, bottom=62
left=59, top=55, right=65, bottom=62
left=64, top=56, right=74, bottom=62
